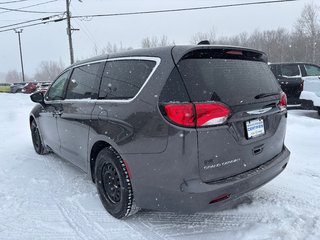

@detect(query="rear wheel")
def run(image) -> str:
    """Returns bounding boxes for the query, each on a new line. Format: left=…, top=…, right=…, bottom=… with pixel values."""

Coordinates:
left=30, top=120, right=46, bottom=155
left=95, top=147, right=138, bottom=219
left=317, top=107, right=320, bottom=116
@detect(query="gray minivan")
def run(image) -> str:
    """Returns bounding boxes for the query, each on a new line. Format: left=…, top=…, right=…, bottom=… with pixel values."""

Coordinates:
left=30, top=45, right=290, bottom=219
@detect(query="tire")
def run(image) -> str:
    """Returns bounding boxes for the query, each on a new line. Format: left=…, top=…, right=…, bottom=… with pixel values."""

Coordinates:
left=95, top=147, right=138, bottom=219
left=317, top=108, right=320, bottom=116
left=30, top=120, right=46, bottom=155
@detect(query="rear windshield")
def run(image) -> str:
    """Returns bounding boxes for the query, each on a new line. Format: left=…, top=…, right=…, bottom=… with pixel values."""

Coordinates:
left=177, top=58, right=280, bottom=106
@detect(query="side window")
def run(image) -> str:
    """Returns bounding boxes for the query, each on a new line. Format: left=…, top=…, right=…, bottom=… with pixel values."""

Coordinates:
left=45, top=71, right=70, bottom=101
left=280, top=64, right=301, bottom=78
left=304, top=65, right=320, bottom=76
left=99, top=59, right=156, bottom=99
left=65, top=63, right=101, bottom=100
left=159, top=67, right=190, bottom=102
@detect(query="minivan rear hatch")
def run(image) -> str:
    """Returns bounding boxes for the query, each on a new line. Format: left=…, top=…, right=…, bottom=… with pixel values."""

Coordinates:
left=172, top=47, right=285, bottom=182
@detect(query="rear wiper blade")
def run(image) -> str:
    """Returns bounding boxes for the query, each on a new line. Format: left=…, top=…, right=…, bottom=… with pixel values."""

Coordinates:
left=254, top=92, right=279, bottom=99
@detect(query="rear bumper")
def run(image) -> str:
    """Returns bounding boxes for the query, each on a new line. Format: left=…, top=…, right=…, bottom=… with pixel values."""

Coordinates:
left=133, top=147, right=290, bottom=213
left=180, top=146, right=289, bottom=212
left=300, top=91, right=320, bottom=108
left=287, top=97, right=302, bottom=105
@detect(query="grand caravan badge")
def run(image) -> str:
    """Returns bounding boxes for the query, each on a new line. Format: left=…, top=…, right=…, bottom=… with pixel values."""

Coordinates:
left=204, top=158, right=241, bottom=170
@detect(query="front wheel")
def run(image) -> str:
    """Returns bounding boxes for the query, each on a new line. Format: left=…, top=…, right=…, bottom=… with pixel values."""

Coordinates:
left=95, top=148, right=138, bottom=219
left=30, top=120, right=47, bottom=155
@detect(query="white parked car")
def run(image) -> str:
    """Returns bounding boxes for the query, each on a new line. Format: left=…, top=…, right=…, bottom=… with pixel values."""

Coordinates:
left=300, top=76, right=320, bottom=115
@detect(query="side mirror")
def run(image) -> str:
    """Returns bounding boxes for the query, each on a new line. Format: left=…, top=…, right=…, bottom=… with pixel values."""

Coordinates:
left=30, top=91, right=45, bottom=104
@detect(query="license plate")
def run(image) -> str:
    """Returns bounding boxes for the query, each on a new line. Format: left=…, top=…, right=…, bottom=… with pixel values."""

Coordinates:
left=246, top=118, right=265, bottom=139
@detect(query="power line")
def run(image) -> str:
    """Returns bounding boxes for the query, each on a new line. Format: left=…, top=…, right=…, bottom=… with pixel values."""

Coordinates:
left=0, top=19, right=30, bottom=21
left=0, top=0, right=301, bottom=33
left=73, top=0, right=300, bottom=19
left=0, top=0, right=29, bottom=4
left=0, top=14, right=62, bottom=29
left=70, top=4, right=99, bottom=50
left=73, top=18, right=97, bottom=47
left=0, top=17, right=65, bottom=33
left=0, top=0, right=62, bottom=14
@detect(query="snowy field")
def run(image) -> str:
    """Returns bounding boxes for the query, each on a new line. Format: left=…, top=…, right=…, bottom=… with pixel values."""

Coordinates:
left=0, top=93, right=319, bottom=240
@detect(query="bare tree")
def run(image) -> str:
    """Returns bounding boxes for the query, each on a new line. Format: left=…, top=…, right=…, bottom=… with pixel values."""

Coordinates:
left=190, top=27, right=216, bottom=45
left=141, top=35, right=174, bottom=48
left=5, top=70, right=21, bottom=83
left=5, top=70, right=31, bottom=83
left=188, top=3, right=320, bottom=64
left=185, top=3, right=319, bottom=64
left=100, top=42, right=133, bottom=54
left=34, top=60, right=65, bottom=82
left=295, top=2, right=320, bottom=62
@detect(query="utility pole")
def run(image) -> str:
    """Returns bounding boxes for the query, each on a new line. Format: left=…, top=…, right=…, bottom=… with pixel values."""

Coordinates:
left=14, top=29, right=25, bottom=83
left=66, top=0, right=74, bottom=64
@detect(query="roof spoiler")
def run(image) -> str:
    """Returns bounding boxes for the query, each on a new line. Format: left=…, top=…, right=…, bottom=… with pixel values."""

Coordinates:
left=197, top=40, right=210, bottom=45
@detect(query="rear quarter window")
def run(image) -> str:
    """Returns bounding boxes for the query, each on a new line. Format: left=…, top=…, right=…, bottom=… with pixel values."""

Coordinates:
left=159, top=67, right=190, bottom=103
left=99, top=59, right=156, bottom=99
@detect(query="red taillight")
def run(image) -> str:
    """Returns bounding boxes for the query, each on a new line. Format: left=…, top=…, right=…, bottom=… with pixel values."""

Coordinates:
left=278, top=92, right=287, bottom=110
left=163, top=104, right=195, bottom=127
left=162, top=103, right=230, bottom=127
left=195, top=103, right=230, bottom=126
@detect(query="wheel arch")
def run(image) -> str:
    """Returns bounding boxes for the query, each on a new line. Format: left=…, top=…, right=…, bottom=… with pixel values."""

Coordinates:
left=29, top=114, right=36, bottom=127
left=89, top=140, right=121, bottom=183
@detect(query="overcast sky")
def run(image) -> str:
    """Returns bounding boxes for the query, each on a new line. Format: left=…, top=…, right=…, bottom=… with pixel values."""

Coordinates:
left=0, top=0, right=316, bottom=77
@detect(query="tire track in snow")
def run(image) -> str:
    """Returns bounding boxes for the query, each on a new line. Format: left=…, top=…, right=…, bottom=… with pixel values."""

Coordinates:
left=254, top=185, right=320, bottom=211
left=56, top=204, right=97, bottom=240
left=40, top=155, right=108, bottom=240
left=125, top=209, right=265, bottom=239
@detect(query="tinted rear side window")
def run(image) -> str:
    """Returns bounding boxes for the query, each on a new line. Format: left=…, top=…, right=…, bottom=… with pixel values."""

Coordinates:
left=304, top=64, right=320, bottom=76
left=99, top=60, right=156, bottom=99
left=66, top=63, right=101, bottom=99
left=280, top=64, right=301, bottom=77
left=178, top=57, right=280, bottom=106
left=159, top=67, right=190, bottom=103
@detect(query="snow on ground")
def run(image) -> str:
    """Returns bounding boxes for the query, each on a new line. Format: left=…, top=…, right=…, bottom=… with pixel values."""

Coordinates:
left=0, top=93, right=319, bottom=240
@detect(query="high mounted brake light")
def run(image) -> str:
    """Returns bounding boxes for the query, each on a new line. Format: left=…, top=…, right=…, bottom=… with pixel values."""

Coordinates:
left=225, top=50, right=243, bottom=56
left=162, top=103, right=230, bottom=127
